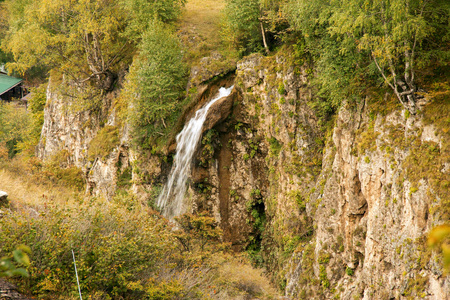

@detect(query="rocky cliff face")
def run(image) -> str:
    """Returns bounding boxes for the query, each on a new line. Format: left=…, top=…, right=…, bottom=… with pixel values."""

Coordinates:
left=284, top=100, right=449, bottom=299
left=37, top=52, right=449, bottom=299
left=36, top=83, right=130, bottom=199
left=190, top=53, right=449, bottom=299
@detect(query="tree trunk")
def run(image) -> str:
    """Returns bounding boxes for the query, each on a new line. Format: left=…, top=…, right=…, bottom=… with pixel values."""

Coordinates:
left=260, top=22, right=269, bottom=54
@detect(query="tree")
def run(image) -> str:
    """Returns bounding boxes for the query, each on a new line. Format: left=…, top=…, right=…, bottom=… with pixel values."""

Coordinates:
left=120, top=0, right=186, bottom=41
left=328, top=0, right=450, bottom=113
left=223, top=0, right=289, bottom=55
left=223, top=0, right=262, bottom=54
left=124, top=19, right=187, bottom=149
left=288, top=0, right=450, bottom=113
left=0, top=0, right=12, bottom=65
left=2, top=0, right=186, bottom=90
left=286, top=0, right=368, bottom=116
left=2, top=0, right=130, bottom=90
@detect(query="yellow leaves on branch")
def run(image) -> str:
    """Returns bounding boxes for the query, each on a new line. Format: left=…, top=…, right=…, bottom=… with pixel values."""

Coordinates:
left=428, top=224, right=450, bottom=273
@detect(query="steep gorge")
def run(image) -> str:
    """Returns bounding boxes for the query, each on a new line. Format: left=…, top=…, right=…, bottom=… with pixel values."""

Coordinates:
left=35, top=51, right=449, bottom=299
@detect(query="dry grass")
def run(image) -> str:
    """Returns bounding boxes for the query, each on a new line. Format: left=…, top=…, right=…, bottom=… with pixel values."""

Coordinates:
left=0, top=168, right=82, bottom=213
left=181, top=0, right=225, bottom=42
left=0, top=166, right=281, bottom=299
left=178, top=0, right=237, bottom=63
left=158, top=253, right=280, bottom=299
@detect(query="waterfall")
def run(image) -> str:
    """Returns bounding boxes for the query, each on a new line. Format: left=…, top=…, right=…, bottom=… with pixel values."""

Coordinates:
left=156, top=86, right=234, bottom=218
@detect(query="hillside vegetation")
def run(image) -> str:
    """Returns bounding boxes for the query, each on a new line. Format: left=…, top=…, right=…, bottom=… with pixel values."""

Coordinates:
left=0, top=0, right=449, bottom=299
left=0, top=168, right=279, bottom=299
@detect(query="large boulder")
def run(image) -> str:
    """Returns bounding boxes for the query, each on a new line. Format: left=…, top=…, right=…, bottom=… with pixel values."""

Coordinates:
left=202, top=89, right=239, bottom=133
left=0, top=191, right=8, bottom=206
left=189, top=52, right=237, bottom=87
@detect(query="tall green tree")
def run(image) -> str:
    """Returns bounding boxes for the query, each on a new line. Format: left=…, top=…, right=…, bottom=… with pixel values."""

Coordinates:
left=124, top=19, right=187, bottom=149
left=3, top=0, right=130, bottom=90
left=223, top=0, right=289, bottom=55
left=223, top=0, right=262, bottom=54
left=2, top=0, right=186, bottom=90
left=288, top=0, right=450, bottom=113
left=287, top=0, right=367, bottom=115
left=327, top=0, right=450, bottom=112
left=120, top=0, right=186, bottom=41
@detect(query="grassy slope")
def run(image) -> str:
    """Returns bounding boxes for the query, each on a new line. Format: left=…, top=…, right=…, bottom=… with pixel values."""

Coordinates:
left=178, top=0, right=234, bottom=63
left=0, top=167, right=280, bottom=299
left=0, top=168, right=83, bottom=215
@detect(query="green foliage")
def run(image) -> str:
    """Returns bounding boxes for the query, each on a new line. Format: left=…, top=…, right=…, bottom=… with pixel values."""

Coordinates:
left=116, top=167, right=132, bottom=189
left=3, top=85, right=47, bottom=158
left=121, top=0, right=186, bottom=40
left=0, top=102, right=31, bottom=158
left=125, top=19, right=187, bottom=149
left=277, top=82, right=286, bottom=95
left=2, top=0, right=186, bottom=93
left=289, top=190, right=306, bottom=211
left=3, top=0, right=129, bottom=88
left=319, top=265, right=329, bottom=288
left=268, top=137, right=282, bottom=157
left=318, top=250, right=330, bottom=265
left=287, top=0, right=450, bottom=112
left=174, top=212, right=223, bottom=253
left=0, top=197, right=176, bottom=298
left=223, top=0, right=262, bottom=55
left=41, top=150, right=86, bottom=190
left=88, top=125, right=120, bottom=161
left=199, top=129, right=219, bottom=167
left=328, top=0, right=450, bottom=109
left=245, top=188, right=266, bottom=266
left=345, top=267, right=354, bottom=276
left=0, top=245, right=31, bottom=278
left=223, top=0, right=289, bottom=55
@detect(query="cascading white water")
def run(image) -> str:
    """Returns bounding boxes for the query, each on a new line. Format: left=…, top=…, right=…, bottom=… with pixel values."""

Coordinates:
left=156, top=86, right=234, bottom=218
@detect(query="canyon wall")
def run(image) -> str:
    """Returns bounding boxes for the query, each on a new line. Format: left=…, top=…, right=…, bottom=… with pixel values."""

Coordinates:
left=37, top=52, right=449, bottom=299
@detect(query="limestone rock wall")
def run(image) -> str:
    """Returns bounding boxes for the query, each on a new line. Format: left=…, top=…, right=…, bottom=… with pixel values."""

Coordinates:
left=36, top=85, right=97, bottom=167
left=283, top=101, right=449, bottom=299
left=36, top=52, right=449, bottom=299
left=190, top=53, right=322, bottom=265
left=36, top=84, right=128, bottom=198
left=190, top=53, right=449, bottom=299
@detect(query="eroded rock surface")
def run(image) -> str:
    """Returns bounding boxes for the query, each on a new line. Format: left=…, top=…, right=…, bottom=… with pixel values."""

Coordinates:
left=189, top=53, right=449, bottom=299
left=0, top=279, right=32, bottom=300
left=36, top=51, right=449, bottom=299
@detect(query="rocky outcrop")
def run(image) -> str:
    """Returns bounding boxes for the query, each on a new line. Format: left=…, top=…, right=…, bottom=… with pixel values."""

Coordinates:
left=187, top=53, right=449, bottom=299
left=280, top=99, right=450, bottom=299
left=36, top=85, right=98, bottom=167
left=0, top=191, right=7, bottom=204
left=189, top=52, right=236, bottom=87
left=188, top=53, right=320, bottom=254
left=36, top=83, right=129, bottom=198
left=202, top=89, right=237, bottom=133
left=0, top=279, right=33, bottom=300
left=36, top=49, right=449, bottom=299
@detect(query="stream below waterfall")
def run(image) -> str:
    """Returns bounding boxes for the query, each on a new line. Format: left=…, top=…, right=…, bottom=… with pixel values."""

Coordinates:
left=156, top=86, right=234, bottom=218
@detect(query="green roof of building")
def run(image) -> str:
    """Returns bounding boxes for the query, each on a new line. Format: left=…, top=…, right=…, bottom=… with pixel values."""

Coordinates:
left=0, top=73, right=23, bottom=96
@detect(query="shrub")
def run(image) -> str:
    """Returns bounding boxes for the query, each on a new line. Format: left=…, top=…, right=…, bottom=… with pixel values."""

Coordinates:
left=0, top=102, right=31, bottom=158
left=0, top=197, right=176, bottom=298
left=125, top=19, right=187, bottom=150
left=88, top=125, right=120, bottom=161
left=345, top=267, right=354, bottom=276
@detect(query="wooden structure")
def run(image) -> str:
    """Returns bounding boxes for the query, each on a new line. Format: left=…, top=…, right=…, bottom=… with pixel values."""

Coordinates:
left=0, top=72, right=24, bottom=102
